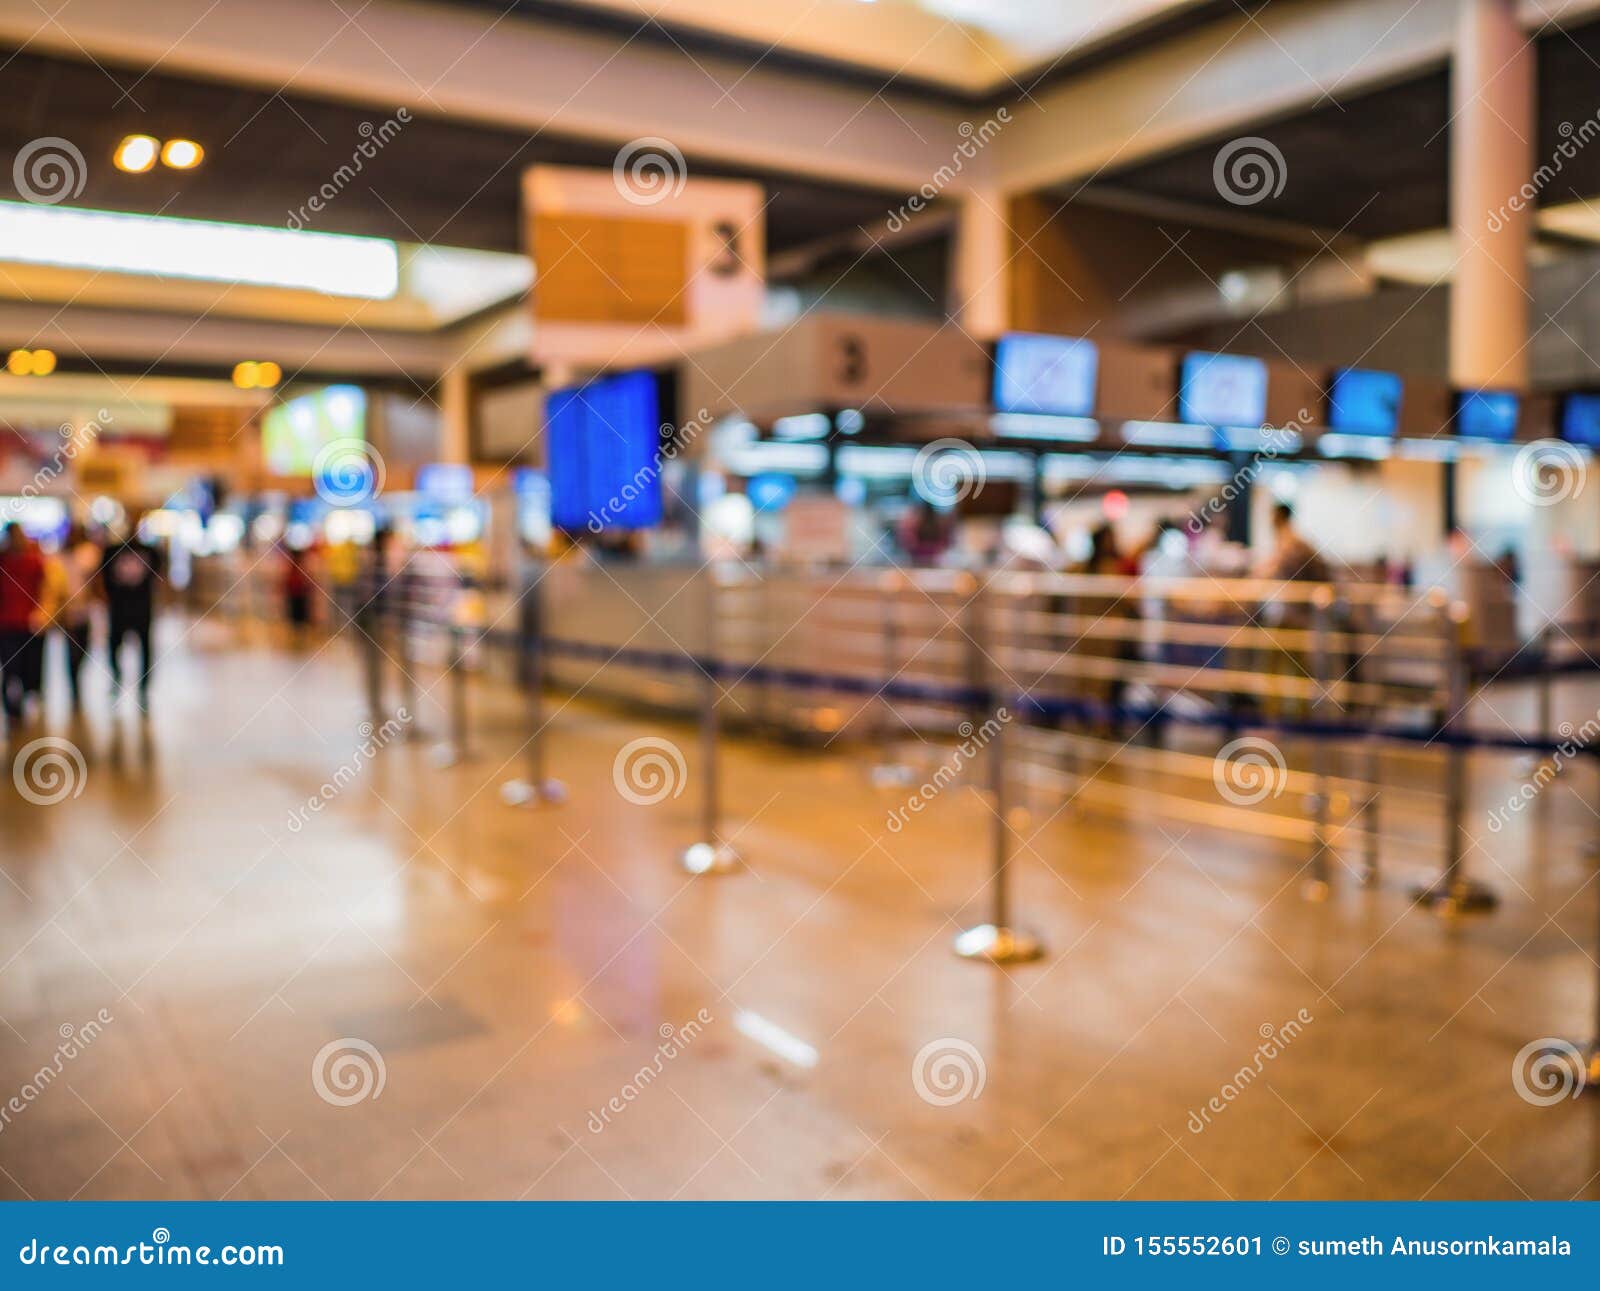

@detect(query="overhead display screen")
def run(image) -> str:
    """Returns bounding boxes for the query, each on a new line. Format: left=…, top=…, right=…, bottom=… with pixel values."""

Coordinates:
left=1327, top=368, right=1402, bottom=436
left=1560, top=393, right=1600, bottom=447
left=992, top=333, right=1098, bottom=417
left=1454, top=389, right=1519, bottom=441
left=547, top=370, right=664, bottom=532
left=262, top=385, right=366, bottom=477
left=1179, top=352, right=1268, bottom=429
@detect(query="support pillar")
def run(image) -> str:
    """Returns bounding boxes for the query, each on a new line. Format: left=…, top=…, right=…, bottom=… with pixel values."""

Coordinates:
left=952, top=188, right=1011, bottom=337
left=1449, top=0, right=1534, bottom=391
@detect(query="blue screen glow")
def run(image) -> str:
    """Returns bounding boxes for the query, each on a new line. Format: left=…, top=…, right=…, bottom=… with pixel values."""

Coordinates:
left=548, top=370, right=664, bottom=532
left=1561, top=394, right=1600, bottom=447
left=1455, top=389, right=1519, bottom=441
left=1327, top=368, right=1402, bottom=436
left=993, top=334, right=1099, bottom=417
left=1179, top=352, right=1268, bottom=429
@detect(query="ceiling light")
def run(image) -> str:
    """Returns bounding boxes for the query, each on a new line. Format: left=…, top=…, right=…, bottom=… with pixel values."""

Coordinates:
left=5, top=348, right=54, bottom=376
left=114, top=134, right=159, bottom=173
left=0, top=202, right=401, bottom=299
left=161, top=139, right=203, bottom=170
left=233, top=360, right=283, bottom=389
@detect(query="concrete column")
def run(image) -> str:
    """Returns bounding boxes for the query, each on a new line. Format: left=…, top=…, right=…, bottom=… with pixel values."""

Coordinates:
left=439, top=365, right=471, bottom=464
left=951, top=188, right=1011, bottom=337
left=1449, top=0, right=1534, bottom=388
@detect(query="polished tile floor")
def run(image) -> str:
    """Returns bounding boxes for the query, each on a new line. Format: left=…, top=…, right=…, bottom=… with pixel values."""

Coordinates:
left=3, top=613, right=1600, bottom=1200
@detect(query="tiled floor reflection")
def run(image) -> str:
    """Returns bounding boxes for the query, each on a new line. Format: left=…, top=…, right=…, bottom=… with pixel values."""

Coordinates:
left=2, top=613, right=1598, bottom=1200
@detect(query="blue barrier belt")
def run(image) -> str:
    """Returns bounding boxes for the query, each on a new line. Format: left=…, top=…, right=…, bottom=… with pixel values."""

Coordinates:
left=442, top=624, right=1587, bottom=759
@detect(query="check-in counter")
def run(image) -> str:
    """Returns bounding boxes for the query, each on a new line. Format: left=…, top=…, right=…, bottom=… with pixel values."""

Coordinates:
left=535, top=558, right=978, bottom=738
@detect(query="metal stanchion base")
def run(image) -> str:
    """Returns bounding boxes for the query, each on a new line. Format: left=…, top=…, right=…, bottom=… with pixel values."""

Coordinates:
left=499, top=778, right=567, bottom=807
left=1301, top=877, right=1331, bottom=903
left=1409, top=879, right=1499, bottom=916
left=679, top=841, right=741, bottom=875
left=952, top=924, right=1044, bottom=964
left=428, top=743, right=472, bottom=769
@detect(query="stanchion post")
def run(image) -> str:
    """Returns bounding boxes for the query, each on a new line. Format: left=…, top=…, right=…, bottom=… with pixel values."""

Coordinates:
left=1302, top=587, right=1335, bottom=902
left=681, top=566, right=740, bottom=874
left=396, top=582, right=423, bottom=741
left=1411, top=599, right=1497, bottom=916
left=501, top=566, right=566, bottom=807
left=361, top=602, right=383, bottom=726
left=430, top=622, right=474, bottom=768
left=954, top=573, right=1043, bottom=964
left=869, top=570, right=914, bottom=788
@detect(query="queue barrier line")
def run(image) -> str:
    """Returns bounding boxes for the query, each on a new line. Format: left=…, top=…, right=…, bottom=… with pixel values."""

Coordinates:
left=332, top=561, right=1600, bottom=981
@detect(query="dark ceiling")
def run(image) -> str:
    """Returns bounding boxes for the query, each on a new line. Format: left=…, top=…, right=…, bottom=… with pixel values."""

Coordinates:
left=1081, top=15, right=1600, bottom=242
left=0, top=46, right=907, bottom=255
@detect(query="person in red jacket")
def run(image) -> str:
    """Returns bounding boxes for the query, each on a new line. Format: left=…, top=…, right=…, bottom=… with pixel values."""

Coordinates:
left=0, top=522, right=46, bottom=728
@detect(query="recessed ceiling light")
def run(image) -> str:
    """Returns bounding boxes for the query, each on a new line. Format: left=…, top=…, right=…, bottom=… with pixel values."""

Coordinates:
left=30, top=348, right=55, bottom=375
left=114, top=134, right=159, bottom=173
left=161, top=139, right=203, bottom=170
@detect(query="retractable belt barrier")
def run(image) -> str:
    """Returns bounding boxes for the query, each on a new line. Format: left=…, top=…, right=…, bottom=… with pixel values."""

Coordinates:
left=210, top=555, right=1600, bottom=987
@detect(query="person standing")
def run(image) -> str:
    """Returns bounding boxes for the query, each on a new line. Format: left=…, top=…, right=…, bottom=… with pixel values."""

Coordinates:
left=52, top=524, right=101, bottom=711
left=98, top=513, right=164, bottom=711
left=282, top=542, right=314, bottom=646
left=0, top=523, right=46, bottom=729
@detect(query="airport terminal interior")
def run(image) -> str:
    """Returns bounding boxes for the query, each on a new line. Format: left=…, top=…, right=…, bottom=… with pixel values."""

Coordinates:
left=7, top=0, right=1600, bottom=1201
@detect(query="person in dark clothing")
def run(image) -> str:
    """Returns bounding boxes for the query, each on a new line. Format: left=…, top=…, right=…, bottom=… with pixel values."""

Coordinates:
left=0, top=522, right=46, bottom=727
left=355, top=526, right=400, bottom=722
left=282, top=543, right=314, bottom=645
left=98, top=514, right=164, bottom=711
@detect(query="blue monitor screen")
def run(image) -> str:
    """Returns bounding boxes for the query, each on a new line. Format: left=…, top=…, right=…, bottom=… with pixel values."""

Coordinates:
left=415, top=463, right=475, bottom=504
left=1455, top=389, right=1519, bottom=441
left=1179, top=352, right=1268, bottom=429
left=1561, top=394, right=1600, bottom=447
left=548, top=370, right=664, bottom=532
left=1328, top=368, right=1402, bottom=436
left=993, top=333, right=1098, bottom=417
